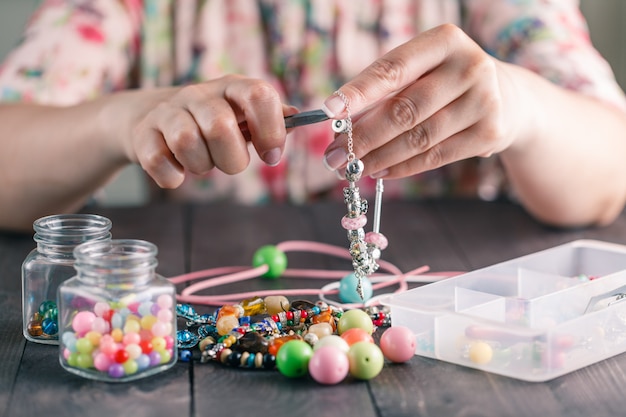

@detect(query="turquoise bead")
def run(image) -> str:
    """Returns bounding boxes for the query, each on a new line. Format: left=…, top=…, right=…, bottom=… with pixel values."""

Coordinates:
left=275, top=340, right=313, bottom=378
left=338, top=274, right=373, bottom=303
left=252, top=245, right=287, bottom=279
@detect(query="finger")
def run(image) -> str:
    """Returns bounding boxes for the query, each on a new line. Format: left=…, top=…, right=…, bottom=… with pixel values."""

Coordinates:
left=222, top=77, right=287, bottom=166
left=154, top=106, right=214, bottom=175
left=186, top=98, right=250, bottom=174
left=134, top=127, right=185, bottom=188
left=323, top=58, right=483, bottom=172
left=367, top=88, right=504, bottom=180
left=379, top=122, right=492, bottom=179
left=322, top=24, right=474, bottom=118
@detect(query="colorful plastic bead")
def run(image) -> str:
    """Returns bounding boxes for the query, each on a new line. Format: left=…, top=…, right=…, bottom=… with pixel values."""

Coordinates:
left=340, top=328, right=375, bottom=346
left=339, top=274, right=373, bottom=303
left=308, top=345, right=350, bottom=385
left=337, top=309, right=374, bottom=335
left=379, top=326, right=416, bottom=363
left=313, top=335, right=350, bottom=353
left=347, top=341, right=384, bottom=380
left=469, top=341, right=493, bottom=365
left=275, top=340, right=313, bottom=378
left=252, top=245, right=288, bottom=279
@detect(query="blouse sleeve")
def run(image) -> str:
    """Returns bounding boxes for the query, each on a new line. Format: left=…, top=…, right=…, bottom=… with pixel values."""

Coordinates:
left=0, top=0, right=139, bottom=106
left=464, top=0, right=626, bottom=112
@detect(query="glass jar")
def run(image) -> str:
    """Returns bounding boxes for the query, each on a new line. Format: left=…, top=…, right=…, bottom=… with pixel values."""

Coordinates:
left=22, top=214, right=112, bottom=344
left=58, top=239, right=177, bottom=382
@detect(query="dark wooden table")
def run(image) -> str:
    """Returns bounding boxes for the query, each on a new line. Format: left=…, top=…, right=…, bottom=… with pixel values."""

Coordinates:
left=3, top=199, right=626, bottom=417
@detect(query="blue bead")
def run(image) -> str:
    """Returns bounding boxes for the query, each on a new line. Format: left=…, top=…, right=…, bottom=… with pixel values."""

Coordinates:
left=179, top=350, right=193, bottom=362
left=339, top=273, right=373, bottom=303
left=41, top=318, right=58, bottom=335
left=177, top=330, right=199, bottom=348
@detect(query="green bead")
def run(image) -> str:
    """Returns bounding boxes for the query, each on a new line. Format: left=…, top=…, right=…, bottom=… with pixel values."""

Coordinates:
left=75, top=338, right=94, bottom=354
left=75, top=353, right=94, bottom=369
left=337, top=309, right=374, bottom=335
left=275, top=340, right=313, bottom=378
left=38, top=300, right=57, bottom=316
left=252, top=245, right=287, bottom=279
left=348, top=341, right=384, bottom=380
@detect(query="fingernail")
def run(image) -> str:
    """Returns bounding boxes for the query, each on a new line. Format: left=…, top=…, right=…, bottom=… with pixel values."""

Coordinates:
left=263, top=147, right=282, bottom=166
left=370, top=169, right=388, bottom=179
left=323, top=148, right=347, bottom=171
left=322, top=95, right=346, bottom=119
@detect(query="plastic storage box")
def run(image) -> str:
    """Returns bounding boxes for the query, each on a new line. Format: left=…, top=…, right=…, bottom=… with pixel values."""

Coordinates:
left=383, top=239, right=626, bottom=381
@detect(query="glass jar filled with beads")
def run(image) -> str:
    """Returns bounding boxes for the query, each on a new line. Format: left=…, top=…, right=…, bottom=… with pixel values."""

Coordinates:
left=22, top=214, right=112, bottom=344
left=58, top=239, right=177, bottom=382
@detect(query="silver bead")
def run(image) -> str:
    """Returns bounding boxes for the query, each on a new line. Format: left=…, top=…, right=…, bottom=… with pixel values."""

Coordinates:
left=368, top=246, right=381, bottom=260
left=332, top=119, right=348, bottom=133
left=343, top=187, right=361, bottom=204
left=345, top=159, right=364, bottom=182
left=347, top=228, right=365, bottom=241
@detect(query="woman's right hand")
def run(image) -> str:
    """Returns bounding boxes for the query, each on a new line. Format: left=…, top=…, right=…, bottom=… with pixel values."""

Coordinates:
left=108, top=74, right=296, bottom=189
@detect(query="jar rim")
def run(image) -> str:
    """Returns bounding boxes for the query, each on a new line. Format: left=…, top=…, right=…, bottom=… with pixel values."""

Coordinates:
left=34, top=214, right=112, bottom=239
left=73, top=239, right=158, bottom=270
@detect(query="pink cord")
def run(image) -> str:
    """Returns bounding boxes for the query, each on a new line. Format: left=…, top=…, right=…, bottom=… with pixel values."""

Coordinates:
left=167, top=239, right=451, bottom=307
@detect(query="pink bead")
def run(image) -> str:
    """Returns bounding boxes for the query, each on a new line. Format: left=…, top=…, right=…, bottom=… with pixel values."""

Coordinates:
left=164, top=335, right=175, bottom=350
left=100, top=339, right=118, bottom=357
left=308, top=346, right=350, bottom=385
left=72, top=311, right=96, bottom=334
left=341, top=214, right=367, bottom=230
left=94, top=352, right=113, bottom=371
left=93, top=302, right=110, bottom=317
left=151, top=321, right=169, bottom=337
left=365, top=232, right=388, bottom=250
left=157, top=309, right=173, bottom=323
left=157, top=294, right=173, bottom=309
left=379, top=326, right=416, bottom=363
left=91, top=317, right=109, bottom=334
left=123, top=332, right=141, bottom=346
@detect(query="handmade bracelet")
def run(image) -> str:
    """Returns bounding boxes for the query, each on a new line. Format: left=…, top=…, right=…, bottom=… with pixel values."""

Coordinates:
left=332, top=90, right=387, bottom=300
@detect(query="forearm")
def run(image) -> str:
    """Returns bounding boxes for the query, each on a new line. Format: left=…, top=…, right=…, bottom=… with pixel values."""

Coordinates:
left=499, top=63, right=626, bottom=227
left=0, top=100, right=128, bottom=231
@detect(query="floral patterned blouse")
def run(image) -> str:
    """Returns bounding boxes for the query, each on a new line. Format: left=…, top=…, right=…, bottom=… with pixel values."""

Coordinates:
left=1, top=0, right=625, bottom=204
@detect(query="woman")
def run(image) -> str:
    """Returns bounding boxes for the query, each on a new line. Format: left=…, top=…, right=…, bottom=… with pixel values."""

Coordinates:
left=1, top=0, right=625, bottom=231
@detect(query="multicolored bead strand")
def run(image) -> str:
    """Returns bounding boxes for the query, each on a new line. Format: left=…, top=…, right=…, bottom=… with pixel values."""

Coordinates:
left=174, top=296, right=415, bottom=385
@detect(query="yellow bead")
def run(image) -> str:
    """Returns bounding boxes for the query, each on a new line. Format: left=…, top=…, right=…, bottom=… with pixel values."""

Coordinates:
left=111, top=328, right=124, bottom=343
left=240, top=297, right=266, bottom=316
left=123, top=319, right=141, bottom=334
left=85, top=331, right=102, bottom=347
left=469, top=341, right=493, bottom=365
left=141, top=315, right=158, bottom=330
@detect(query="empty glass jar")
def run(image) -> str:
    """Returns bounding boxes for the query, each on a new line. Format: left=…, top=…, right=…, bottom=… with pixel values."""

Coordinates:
left=58, top=239, right=177, bottom=382
left=22, top=214, right=112, bottom=344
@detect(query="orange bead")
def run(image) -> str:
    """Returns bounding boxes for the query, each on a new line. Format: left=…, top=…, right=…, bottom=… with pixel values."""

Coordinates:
left=217, top=305, right=243, bottom=321
left=340, top=327, right=374, bottom=346
left=268, top=334, right=303, bottom=356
